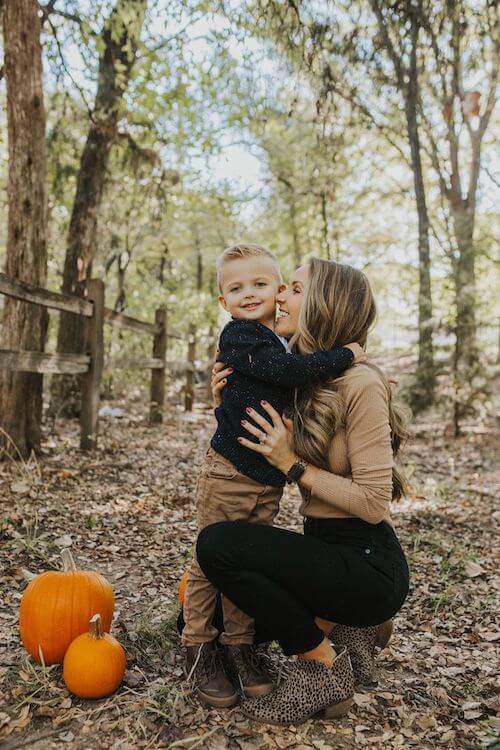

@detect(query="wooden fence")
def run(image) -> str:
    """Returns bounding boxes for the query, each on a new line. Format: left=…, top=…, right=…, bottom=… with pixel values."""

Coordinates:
left=0, top=272, right=190, bottom=450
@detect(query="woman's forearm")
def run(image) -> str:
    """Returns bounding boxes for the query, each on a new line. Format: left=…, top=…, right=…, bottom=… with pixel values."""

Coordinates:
left=280, top=453, right=321, bottom=490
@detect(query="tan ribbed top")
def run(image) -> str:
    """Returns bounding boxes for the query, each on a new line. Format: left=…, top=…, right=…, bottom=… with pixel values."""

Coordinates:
left=299, top=361, right=394, bottom=526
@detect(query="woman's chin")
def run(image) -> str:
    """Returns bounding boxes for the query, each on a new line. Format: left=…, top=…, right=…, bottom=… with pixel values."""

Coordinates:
left=275, top=317, right=294, bottom=338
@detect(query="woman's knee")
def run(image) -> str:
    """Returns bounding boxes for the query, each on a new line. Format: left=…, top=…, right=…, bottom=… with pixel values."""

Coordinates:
left=196, top=521, right=233, bottom=570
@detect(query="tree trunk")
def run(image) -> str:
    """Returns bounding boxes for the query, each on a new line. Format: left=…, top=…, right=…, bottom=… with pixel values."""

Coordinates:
left=451, top=203, right=478, bottom=433
left=404, top=15, right=435, bottom=413
left=0, top=0, right=48, bottom=458
left=289, top=195, right=301, bottom=266
left=320, top=191, right=331, bottom=260
left=52, top=0, right=147, bottom=417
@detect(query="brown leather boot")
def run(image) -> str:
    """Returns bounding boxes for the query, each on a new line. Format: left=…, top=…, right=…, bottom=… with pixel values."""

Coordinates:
left=226, top=644, right=274, bottom=697
left=184, top=642, right=238, bottom=708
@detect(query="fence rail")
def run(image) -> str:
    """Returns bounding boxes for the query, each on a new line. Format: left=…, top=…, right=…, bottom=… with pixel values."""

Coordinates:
left=0, top=272, right=93, bottom=316
left=0, top=273, right=192, bottom=450
left=0, top=349, right=90, bottom=374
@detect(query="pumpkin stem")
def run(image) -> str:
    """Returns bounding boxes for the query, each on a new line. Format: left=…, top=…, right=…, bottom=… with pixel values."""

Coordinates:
left=61, top=548, right=77, bottom=572
left=89, top=613, right=103, bottom=640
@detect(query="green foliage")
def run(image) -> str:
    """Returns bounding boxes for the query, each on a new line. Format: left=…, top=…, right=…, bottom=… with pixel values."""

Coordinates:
left=0, top=0, right=497, bottom=423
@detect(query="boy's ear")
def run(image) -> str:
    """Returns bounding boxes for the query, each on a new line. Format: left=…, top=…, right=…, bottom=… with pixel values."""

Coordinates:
left=218, top=294, right=229, bottom=312
left=278, top=284, right=286, bottom=293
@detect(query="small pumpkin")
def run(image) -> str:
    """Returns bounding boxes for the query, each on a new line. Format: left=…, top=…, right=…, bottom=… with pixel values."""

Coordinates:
left=19, top=548, right=114, bottom=665
left=63, top=614, right=126, bottom=699
left=178, top=570, right=189, bottom=606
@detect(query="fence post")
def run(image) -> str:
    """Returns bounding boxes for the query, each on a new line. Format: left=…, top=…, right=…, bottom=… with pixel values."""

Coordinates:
left=150, top=306, right=167, bottom=423
left=184, top=323, right=196, bottom=411
left=80, top=279, right=105, bottom=450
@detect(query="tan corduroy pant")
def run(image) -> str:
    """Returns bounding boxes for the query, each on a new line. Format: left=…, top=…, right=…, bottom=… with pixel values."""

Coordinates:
left=182, top=447, right=283, bottom=646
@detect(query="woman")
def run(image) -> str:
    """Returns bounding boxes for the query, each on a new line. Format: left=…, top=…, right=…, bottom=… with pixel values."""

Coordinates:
left=197, top=258, right=410, bottom=725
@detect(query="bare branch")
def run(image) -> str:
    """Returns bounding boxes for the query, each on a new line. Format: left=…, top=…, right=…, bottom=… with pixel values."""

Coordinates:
left=45, top=15, right=93, bottom=116
left=321, top=66, right=410, bottom=167
left=368, top=0, right=406, bottom=88
left=39, top=1, right=90, bottom=33
left=447, top=8, right=463, bottom=199
left=417, top=0, right=449, bottom=101
left=419, top=112, right=451, bottom=200
left=142, top=14, right=206, bottom=55
left=477, top=63, right=498, bottom=141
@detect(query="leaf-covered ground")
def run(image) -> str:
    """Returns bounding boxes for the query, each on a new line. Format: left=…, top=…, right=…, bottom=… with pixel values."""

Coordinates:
left=0, top=395, right=498, bottom=750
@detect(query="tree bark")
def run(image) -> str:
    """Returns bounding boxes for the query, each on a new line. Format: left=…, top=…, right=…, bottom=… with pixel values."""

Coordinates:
left=0, top=0, right=48, bottom=458
left=404, top=13, right=435, bottom=412
left=320, top=191, right=331, bottom=260
left=52, top=0, right=147, bottom=416
left=367, top=0, right=436, bottom=411
left=288, top=194, right=301, bottom=266
left=451, top=202, right=478, bottom=433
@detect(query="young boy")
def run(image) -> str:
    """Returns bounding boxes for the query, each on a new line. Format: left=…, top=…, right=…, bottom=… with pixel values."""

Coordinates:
left=182, top=244, right=357, bottom=708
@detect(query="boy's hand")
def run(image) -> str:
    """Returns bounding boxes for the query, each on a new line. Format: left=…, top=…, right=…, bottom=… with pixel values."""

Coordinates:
left=344, top=342, right=366, bottom=363
left=211, top=358, right=233, bottom=408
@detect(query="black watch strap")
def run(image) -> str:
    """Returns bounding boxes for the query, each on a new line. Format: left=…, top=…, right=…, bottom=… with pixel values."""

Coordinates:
left=286, top=460, right=308, bottom=484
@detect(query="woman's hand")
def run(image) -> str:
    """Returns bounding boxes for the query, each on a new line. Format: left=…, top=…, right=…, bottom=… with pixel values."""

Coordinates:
left=211, top=358, right=233, bottom=408
left=238, top=401, right=297, bottom=474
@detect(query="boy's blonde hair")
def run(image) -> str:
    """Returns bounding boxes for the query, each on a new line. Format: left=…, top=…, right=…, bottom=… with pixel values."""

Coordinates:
left=216, top=244, right=282, bottom=291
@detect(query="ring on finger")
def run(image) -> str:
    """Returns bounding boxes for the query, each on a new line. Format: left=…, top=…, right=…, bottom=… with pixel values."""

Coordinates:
left=259, top=433, right=268, bottom=444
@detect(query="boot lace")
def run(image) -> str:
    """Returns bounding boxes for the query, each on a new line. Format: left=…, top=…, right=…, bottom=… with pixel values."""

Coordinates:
left=232, top=645, right=270, bottom=682
left=195, top=646, right=226, bottom=684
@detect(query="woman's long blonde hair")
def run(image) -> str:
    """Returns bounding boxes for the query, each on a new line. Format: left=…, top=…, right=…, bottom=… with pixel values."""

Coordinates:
left=290, top=258, right=409, bottom=500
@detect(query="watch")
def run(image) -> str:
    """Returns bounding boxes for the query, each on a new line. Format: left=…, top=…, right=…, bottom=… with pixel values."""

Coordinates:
left=285, top=459, right=308, bottom=484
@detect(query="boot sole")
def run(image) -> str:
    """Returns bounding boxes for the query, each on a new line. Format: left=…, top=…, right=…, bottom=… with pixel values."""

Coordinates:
left=196, top=688, right=239, bottom=708
left=183, top=665, right=239, bottom=709
left=241, top=696, right=353, bottom=726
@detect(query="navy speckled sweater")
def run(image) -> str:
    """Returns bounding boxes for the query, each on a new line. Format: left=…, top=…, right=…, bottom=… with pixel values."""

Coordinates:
left=211, top=319, right=354, bottom=487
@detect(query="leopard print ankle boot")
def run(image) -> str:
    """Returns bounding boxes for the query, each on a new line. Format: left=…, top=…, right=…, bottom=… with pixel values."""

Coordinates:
left=240, top=645, right=354, bottom=726
left=331, top=620, right=393, bottom=685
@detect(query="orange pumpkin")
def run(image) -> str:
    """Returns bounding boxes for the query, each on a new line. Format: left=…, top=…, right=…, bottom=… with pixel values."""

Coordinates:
left=19, top=549, right=114, bottom=665
left=178, top=570, right=189, bottom=606
left=63, top=614, right=126, bottom=699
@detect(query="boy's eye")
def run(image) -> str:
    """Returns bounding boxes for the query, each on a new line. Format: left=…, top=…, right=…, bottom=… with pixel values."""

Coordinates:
left=256, top=282, right=267, bottom=287
left=229, top=287, right=240, bottom=292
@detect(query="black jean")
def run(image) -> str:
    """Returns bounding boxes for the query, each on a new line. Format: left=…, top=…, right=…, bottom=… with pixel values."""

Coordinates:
left=196, top=517, right=409, bottom=656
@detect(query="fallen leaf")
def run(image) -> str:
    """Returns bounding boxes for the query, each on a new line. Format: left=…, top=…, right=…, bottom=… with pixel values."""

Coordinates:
left=479, top=630, right=500, bottom=642
left=10, top=481, right=29, bottom=494
left=463, top=709, right=483, bottom=720
left=353, top=693, right=372, bottom=706
left=59, top=731, right=75, bottom=742
left=464, top=560, right=485, bottom=577
left=123, top=669, right=145, bottom=688
left=54, top=534, right=73, bottom=548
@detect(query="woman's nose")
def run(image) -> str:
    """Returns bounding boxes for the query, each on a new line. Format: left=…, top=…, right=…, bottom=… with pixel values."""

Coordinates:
left=276, top=286, right=288, bottom=303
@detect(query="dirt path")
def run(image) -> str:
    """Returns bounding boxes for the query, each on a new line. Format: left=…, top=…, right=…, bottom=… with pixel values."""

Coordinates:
left=0, top=402, right=498, bottom=749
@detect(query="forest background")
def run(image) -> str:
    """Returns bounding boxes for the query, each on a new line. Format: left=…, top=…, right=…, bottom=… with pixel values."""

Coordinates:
left=0, top=0, right=498, bottom=450
left=0, top=2, right=499, bottom=749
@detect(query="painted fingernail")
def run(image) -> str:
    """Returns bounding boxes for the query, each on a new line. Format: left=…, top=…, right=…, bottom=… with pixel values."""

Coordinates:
left=246, top=407, right=252, bottom=414
left=241, top=420, right=247, bottom=425
left=261, top=400, right=267, bottom=405
left=237, top=437, right=243, bottom=442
